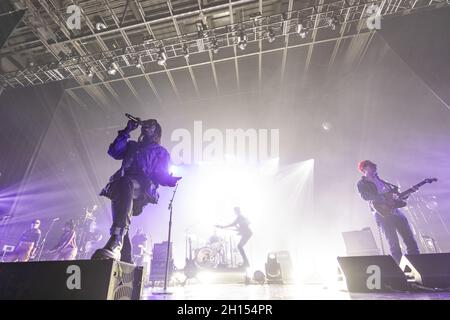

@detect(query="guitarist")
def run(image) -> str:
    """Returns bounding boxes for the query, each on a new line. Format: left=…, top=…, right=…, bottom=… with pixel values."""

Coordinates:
left=48, top=220, right=78, bottom=261
left=216, top=207, right=252, bottom=268
left=6, top=219, right=41, bottom=262
left=357, top=160, right=419, bottom=263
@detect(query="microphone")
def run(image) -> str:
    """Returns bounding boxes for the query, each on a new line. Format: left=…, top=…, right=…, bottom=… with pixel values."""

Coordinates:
left=125, top=113, right=142, bottom=125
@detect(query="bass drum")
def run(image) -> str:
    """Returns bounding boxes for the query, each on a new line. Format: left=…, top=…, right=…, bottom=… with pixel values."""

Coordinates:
left=195, top=247, right=219, bottom=269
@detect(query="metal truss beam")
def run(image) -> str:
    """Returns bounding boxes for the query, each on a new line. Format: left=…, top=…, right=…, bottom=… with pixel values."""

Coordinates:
left=1, top=0, right=447, bottom=89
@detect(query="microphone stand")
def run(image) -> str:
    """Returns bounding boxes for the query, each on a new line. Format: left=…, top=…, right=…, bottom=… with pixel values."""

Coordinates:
left=36, top=219, right=58, bottom=261
left=153, top=183, right=178, bottom=296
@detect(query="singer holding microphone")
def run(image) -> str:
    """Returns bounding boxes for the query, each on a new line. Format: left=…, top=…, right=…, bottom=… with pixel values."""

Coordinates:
left=92, top=115, right=181, bottom=262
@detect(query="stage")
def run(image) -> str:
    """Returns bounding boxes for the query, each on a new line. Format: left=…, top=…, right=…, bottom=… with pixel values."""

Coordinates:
left=143, top=283, right=450, bottom=300
left=1, top=0, right=450, bottom=303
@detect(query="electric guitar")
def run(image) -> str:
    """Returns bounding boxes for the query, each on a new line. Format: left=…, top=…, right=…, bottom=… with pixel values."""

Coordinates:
left=215, top=224, right=252, bottom=237
left=373, top=178, right=437, bottom=217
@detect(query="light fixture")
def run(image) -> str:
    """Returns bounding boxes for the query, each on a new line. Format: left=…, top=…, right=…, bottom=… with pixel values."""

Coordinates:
left=157, top=48, right=167, bottom=66
left=86, top=66, right=94, bottom=78
left=321, top=121, right=332, bottom=132
left=131, top=56, right=142, bottom=68
left=94, top=16, right=107, bottom=31
left=211, top=38, right=219, bottom=54
left=182, top=43, right=189, bottom=59
left=265, top=253, right=283, bottom=284
left=107, top=61, right=119, bottom=75
left=297, top=21, right=308, bottom=39
left=237, top=31, right=247, bottom=50
left=267, top=27, right=276, bottom=43
left=136, top=59, right=142, bottom=69
left=196, top=20, right=207, bottom=38
left=48, top=61, right=59, bottom=69
left=327, top=16, right=339, bottom=30
left=249, top=11, right=262, bottom=20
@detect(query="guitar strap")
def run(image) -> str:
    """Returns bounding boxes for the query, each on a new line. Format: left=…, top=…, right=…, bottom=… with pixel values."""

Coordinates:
left=376, top=175, right=398, bottom=191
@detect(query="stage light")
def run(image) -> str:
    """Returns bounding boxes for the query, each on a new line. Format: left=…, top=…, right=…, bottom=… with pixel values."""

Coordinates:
left=253, top=270, right=266, bottom=284
left=135, top=60, right=142, bottom=69
left=249, top=11, right=262, bottom=20
left=87, top=67, right=94, bottom=78
left=131, top=56, right=142, bottom=68
left=107, top=62, right=118, bottom=75
left=211, top=39, right=219, bottom=54
left=321, top=121, right=332, bottom=132
left=267, top=27, right=276, bottom=43
left=157, top=48, right=167, bottom=66
left=296, top=22, right=308, bottom=39
left=96, top=22, right=107, bottom=31
left=237, top=31, right=247, bottom=50
left=327, top=16, right=339, bottom=30
left=94, top=16, right=107, bottom=31
left=196, top=20, right=207, bottom=38
left=182, top=43, right=189, bottom=59
left=265, top=252, right=283, bottom=284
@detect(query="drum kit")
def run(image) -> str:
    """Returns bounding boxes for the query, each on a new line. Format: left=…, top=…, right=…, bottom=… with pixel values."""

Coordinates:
left=188, top=226, right=239, bottom=270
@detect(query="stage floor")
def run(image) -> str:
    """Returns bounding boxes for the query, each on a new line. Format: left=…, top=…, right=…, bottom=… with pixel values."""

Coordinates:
left=142, top=283, right=450, bottom=300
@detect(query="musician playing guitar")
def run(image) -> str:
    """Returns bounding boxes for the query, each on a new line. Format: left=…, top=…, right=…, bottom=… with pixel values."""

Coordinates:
left=48, top=220, right=78, bottom=261
left=357, top=160, right=436, bottom=263
left=216, top=207, right=252, bottom=268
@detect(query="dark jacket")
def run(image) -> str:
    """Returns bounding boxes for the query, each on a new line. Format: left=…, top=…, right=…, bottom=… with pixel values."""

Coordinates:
left=100, top=129, right=177, bottom=215
left=357, top=177, right=386, bottom=202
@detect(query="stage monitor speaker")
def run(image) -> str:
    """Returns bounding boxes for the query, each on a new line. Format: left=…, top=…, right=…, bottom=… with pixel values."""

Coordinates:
left=0, top=259, right=144, bottom=300
left=337, top=255, right=408, bottom=292
left=400, top=253, right=450, bottom=289
left=342, top=228, right=380, bottom=256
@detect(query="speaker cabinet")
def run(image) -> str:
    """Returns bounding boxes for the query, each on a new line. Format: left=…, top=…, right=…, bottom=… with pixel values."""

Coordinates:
left=342, top=228, right=380, bottom=256
left=0, top=259, right=144, bottom=300
left=337, top=255, right=408, bottom=292
left=400, top=253, right=450, bottom=289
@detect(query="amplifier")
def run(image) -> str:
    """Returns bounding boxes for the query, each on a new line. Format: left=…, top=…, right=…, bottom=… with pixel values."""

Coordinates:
left=149, top=259, right=174, bottom=282
left=0, top=259, right=144, bottom=299
left=152, top=241, right=172, bottom=261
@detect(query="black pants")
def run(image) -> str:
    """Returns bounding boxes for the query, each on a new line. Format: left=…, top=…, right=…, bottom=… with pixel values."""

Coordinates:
left=110, top=176, right=141, bottom=263
left=237, top=231, right=252, bottom=267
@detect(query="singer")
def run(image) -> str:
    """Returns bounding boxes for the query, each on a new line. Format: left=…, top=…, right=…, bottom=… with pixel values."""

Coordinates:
left=92, top=117, right=181, bottom=262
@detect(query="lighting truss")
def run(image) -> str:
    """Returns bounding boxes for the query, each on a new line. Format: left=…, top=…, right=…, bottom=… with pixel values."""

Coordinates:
left=0, top=0, right=448, bottom=89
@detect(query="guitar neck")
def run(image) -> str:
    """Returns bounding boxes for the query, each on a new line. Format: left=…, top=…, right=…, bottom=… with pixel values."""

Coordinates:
left=399, top=180, right=430, bottom=197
